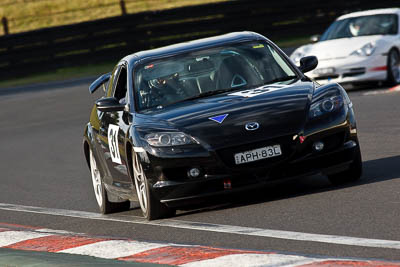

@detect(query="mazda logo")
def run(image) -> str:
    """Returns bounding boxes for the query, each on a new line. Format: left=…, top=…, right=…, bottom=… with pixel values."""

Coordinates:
left=245, top=122, right=260, bottom=131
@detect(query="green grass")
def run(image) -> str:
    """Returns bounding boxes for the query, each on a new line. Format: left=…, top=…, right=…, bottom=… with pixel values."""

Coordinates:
left=0, top=0, right=228, bottom=35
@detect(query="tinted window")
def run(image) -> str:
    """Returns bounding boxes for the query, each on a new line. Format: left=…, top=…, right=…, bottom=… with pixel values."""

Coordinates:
left=134, top=41, right=297, bottom=111
left=321, top=14, right=398, bottom=41
left=113, top=67, right=128, bottom=104
left=107, top=65, right=120, bottom=97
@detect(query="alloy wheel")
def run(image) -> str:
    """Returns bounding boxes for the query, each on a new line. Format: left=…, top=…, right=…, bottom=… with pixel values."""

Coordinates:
left=90, top=149, right=103, bottom=207
left=133, top=153, right=148, bottom=214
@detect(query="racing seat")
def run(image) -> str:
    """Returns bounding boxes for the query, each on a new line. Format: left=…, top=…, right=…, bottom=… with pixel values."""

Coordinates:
left=186, top=59, right=217, bottom=93
left=217, top=55, right=260, bottom=90
left=197, top=76, right=216, bottom=92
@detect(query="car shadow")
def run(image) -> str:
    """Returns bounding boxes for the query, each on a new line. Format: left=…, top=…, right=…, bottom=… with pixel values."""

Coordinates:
left=174, top=155, right=400, bottom=217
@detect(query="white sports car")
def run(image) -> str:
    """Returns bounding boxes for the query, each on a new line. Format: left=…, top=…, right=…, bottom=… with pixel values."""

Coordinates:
left=291, top=8, right=400, bottom=86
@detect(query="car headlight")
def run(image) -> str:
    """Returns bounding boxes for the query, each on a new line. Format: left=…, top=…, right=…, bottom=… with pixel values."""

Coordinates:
left=291, top=45, right=312, bottom=64
left=144, top=132, right=198, bottom=147
left=291, top=51, right=305, bottom=64
left=350, top=42, right=375, bottom=56
left=309, top=93, right=344, bottom=119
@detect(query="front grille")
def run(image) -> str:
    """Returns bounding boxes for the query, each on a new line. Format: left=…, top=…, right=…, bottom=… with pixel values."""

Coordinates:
left=314, top=75, right=339, bottom=81
left=216, top=134, right=296, bottom=169
left=343, top=68, right=365, bottom=78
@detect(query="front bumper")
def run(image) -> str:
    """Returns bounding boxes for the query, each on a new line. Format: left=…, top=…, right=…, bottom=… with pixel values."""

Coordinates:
left=160, top=140, right=357, bottom=207
left=141, top=122, right=359, bottom=208
left=308, top=54, right=387, bottom=84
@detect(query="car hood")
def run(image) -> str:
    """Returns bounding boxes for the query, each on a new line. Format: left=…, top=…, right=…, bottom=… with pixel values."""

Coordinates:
left=295, top=35, right=382, bottom=60
left=136, top=81, right=314, bottom=149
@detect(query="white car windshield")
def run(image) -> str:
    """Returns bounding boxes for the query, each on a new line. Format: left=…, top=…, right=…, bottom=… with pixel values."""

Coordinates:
left=320, top=14, right=398, bottom=41
left=134, top=41, right=297, bottom=111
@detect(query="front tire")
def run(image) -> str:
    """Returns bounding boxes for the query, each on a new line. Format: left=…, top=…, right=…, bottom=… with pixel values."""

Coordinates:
left=328, top=145, right=362, bottom=185
left=386, top=49, right=400, bottom=86
left=89, top=148, right=130, bottom=214
left=132, top=150, right=175, bottom=220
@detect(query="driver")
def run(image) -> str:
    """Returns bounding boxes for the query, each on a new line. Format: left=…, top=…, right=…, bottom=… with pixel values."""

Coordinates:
left=349, top=19, right=363, bottom=36
left=148, top=73, right=187, bottom=107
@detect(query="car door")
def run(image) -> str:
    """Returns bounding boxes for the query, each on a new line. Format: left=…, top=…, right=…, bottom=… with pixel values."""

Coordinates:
left=98, top=62, right=133, bottom=194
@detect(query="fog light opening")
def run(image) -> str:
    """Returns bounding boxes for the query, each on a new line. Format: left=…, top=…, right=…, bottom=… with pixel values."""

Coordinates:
left=313, top=141, right=324, bottom=152
left=187, top=168, right=201, bottom=178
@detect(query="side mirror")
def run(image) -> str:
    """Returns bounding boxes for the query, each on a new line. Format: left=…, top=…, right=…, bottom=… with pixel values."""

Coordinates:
left=299, top=56, right=318, bottom=73
left=96, top=97, right=125, bottom=112
left=89, top=73, right=111, bottom=94
left=310, top=34, right=321, bottom=43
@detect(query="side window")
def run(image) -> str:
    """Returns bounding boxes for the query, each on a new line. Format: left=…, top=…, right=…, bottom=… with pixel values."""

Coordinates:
left=107, top=65, right=120, bottom=97
left=113, top=66, right=128, bottom=104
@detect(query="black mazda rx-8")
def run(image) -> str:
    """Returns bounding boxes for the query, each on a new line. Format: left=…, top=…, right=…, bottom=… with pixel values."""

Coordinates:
left=83, top=32, right=362, bottom=220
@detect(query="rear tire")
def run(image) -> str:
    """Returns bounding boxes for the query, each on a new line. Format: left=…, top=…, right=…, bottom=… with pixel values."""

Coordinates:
left=89, top=148, right=130, bottom=214
left=386, top=49, right=400, bottom=86
left=328, top=144, right=362, bottom=185
left=132, top=150, right=175, bottom=220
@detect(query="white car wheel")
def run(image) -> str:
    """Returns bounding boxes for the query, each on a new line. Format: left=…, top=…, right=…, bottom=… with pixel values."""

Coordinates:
left=133, top=152, right=148, bottom=214
left=89, top=147, right=130, bottom=214
left=132, top=150, right=175, bottom=220
left=90, top=149, right=104, bottom=207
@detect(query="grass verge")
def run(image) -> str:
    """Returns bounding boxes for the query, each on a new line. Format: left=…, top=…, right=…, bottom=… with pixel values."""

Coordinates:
left=0, top=0, right=228, bottom=35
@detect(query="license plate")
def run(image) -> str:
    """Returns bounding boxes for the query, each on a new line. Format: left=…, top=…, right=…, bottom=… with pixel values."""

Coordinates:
left=234, top=145, right=282, bottom=165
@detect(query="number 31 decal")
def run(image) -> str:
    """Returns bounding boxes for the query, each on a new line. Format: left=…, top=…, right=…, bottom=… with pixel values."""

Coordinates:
left=107, top=124, right=122, bottom=164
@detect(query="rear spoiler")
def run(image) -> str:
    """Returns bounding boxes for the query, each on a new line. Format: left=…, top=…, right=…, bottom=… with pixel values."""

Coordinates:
left=89, top=73, right=111, bottom=94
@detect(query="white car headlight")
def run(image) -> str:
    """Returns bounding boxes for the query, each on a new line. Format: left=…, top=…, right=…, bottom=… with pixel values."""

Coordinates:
left=350, top=42, right=376, bottom=57
left=313, top=67, right=336, bottom=76
left=291, top=45, right=312, bottom=64
left=291, top=51, right=305, bottom=64
left=145, top=132, right=197, bottom=147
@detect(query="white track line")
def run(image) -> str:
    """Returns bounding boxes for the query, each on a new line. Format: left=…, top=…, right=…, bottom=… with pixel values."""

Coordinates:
left=59, top=240, right=169, bottom=259
left=1, top=202, right=400, bottom=250
left=181, top=253, right=323, bottom=267
left=0, top=230, right=51, bottom=247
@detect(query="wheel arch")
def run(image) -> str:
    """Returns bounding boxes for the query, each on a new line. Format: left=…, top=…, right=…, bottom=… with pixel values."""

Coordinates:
left=125, top=140, right=134, bottom=183
left=83, top=139, right=90, bottom=169
left=389, top=46, right=400, bottom=53
left=387, top=46, right=400, bottom=62
left=83, top=123, right=94, bottom=170
left=125, top=125, right=146, bottom=182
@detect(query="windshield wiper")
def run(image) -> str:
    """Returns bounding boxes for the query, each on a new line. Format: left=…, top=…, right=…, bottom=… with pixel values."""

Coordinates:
left=264, top=75, right=298, bottom=85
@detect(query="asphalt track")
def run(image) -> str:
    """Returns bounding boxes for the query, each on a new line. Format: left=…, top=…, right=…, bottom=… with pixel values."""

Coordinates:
left=0, top=79, right=399, bottom=262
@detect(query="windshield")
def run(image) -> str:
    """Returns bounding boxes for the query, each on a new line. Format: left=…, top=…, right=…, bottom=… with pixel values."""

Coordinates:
left=320, top=14, right=398, bottom=41
left=134, top=41, right=297, bottom=111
